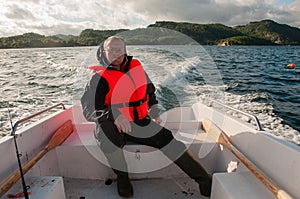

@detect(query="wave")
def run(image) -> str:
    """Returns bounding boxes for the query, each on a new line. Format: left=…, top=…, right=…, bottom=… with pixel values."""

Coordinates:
left=0, top=46, right=299, bottom=146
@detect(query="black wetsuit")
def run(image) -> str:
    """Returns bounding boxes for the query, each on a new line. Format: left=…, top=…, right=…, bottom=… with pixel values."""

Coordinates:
left=81, top=56, right=211, bottom=196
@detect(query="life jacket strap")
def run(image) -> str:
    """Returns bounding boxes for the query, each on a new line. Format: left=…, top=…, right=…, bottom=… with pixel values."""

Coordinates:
left=112, top=99, right=146, bottom=108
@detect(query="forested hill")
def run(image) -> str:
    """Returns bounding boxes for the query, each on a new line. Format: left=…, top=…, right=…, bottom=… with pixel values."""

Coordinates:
left=0, top=29, right=127, bottom=48
left=149, top=20, right=300, bottom=45
left=234, top=20, right=300, bottom=45
left=1, top=19, right=300, bottom=48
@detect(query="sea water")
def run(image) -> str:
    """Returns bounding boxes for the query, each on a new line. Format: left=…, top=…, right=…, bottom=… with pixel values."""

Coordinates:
left=0, top=45, right=299, bottom=146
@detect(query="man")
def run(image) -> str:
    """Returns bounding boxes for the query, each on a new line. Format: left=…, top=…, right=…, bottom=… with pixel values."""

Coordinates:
left=81, top=36, right=212, bottom=197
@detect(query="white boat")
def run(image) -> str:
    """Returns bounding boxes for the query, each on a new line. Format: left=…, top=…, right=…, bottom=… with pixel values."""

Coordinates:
left=0, top=101, right=299, bottom=199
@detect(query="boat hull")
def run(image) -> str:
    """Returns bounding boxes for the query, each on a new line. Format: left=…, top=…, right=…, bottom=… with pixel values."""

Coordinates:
left=0, top=103, right=299, bottom=198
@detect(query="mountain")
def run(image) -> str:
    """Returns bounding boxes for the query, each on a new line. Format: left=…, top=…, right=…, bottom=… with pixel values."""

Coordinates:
left=0, top=32, right=67, bottom=48
left=0, top=19, right=300, bottom=48
left=75, top=29, right=128, bottom=46
left=148, top=21, right=244, bottom=45
left=0, top=29, right=127, bottom=48
left=148, top=20, right=300, bottom=45
left=54, top=34, right=75, bottom=40
left=234, top=19, right=300, bottom=45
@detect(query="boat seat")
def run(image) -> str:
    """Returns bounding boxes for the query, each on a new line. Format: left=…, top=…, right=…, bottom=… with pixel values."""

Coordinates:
left=53, top=122, right=214, bottom=180
left=1, top=176, right=65, bottom=199
left=211, top=172, right=275, bottom=199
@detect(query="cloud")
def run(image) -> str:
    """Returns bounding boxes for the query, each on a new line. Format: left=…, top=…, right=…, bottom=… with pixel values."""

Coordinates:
left=119, top=0, right=297, bottom=26
left=5, top=4, right=36, bottom=20
left=285, top=1, right=300, bottom=27
left=0, top=0, right=299, bottom=37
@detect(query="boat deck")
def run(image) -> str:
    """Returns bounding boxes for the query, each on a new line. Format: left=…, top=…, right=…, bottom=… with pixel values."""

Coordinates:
left=2, top=104, right=300, bottom=198
left=64, top=177, right=208, bottom=199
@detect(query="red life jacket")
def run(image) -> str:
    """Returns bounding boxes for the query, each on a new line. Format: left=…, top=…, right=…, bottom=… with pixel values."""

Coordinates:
left=89, top=59, right=149, bottom=121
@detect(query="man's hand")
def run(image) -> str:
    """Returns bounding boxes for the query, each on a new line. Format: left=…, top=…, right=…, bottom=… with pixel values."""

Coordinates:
left=114, top=115, right=131, bottom=133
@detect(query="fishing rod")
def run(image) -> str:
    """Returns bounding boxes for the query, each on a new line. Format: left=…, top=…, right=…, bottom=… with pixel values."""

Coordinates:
left=7, top=103, right=30, bottom=199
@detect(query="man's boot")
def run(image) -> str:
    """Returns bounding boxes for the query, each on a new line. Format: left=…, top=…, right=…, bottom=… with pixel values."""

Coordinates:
left=174, top=151, right=212, bottom=197
left=113, top=169, right=134, bottom=198
left=103, top=147, right=133, bottom=197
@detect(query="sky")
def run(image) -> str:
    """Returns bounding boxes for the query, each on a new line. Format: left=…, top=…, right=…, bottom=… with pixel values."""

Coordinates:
left=0, top=0, right=299, bottom=37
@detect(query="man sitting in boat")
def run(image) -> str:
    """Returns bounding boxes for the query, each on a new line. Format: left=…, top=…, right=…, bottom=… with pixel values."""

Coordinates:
left=81, top=36, right=212, bottom=197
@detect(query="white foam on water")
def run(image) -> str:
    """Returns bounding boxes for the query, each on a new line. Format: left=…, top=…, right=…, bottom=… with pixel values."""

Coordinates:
left=0, top=46, right=299, bottom=146
left=130, top=45, right=300, bottom=145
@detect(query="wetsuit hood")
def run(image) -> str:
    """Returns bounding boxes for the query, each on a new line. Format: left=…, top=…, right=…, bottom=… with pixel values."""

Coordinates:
left=96, top=41, right=127, bottom=68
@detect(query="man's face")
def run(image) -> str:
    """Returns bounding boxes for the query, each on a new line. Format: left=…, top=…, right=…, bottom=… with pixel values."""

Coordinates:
left=104, top=39, right=125, bottom=66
